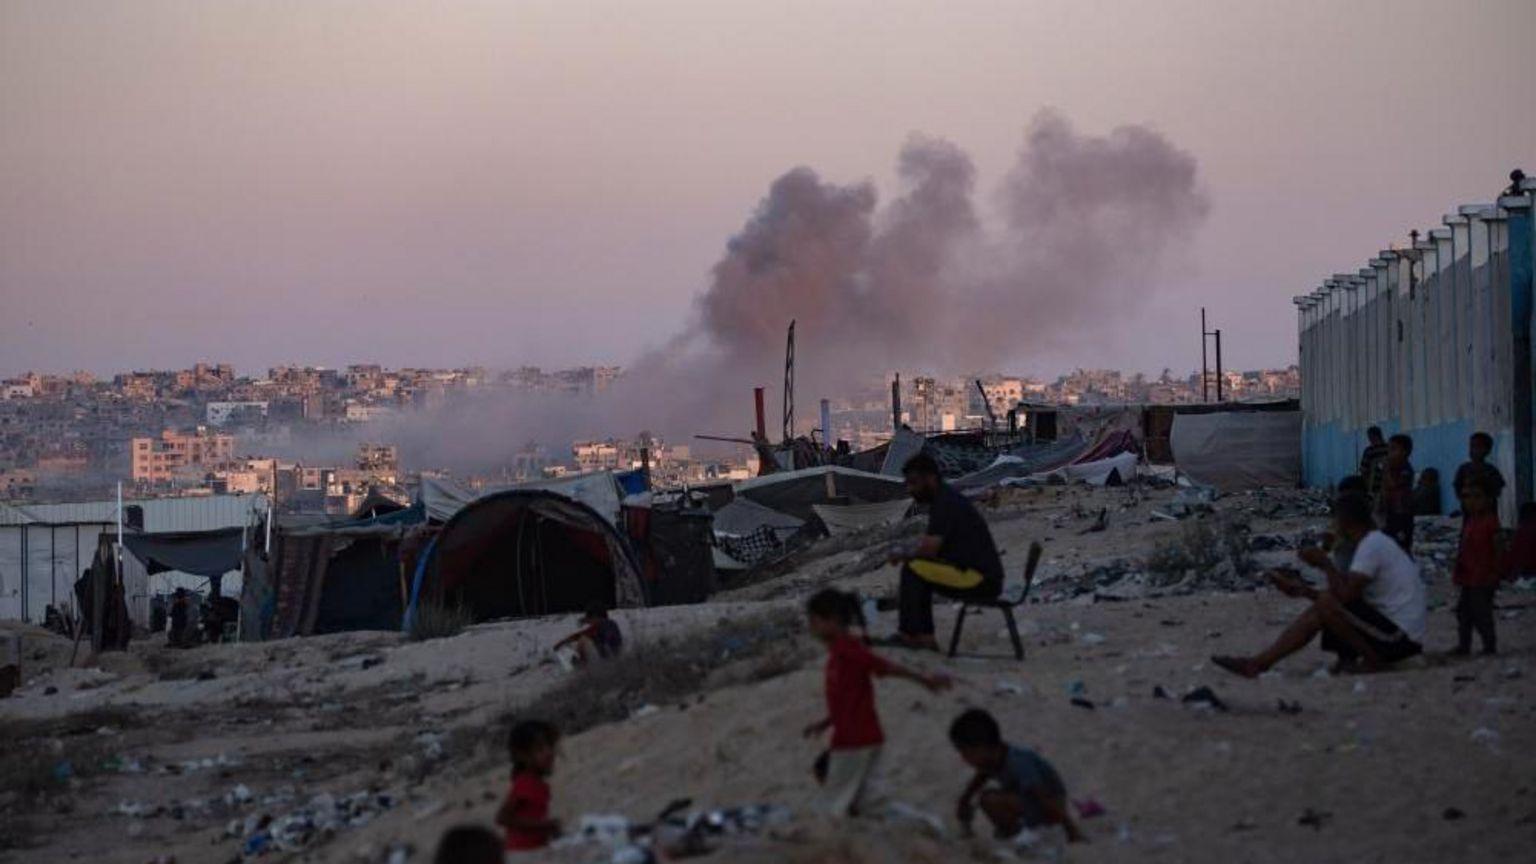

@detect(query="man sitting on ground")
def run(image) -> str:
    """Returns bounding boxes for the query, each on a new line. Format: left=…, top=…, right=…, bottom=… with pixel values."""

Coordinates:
left=1214, top=492, right=1425, bottom=677
left=887, top=453, right=1005, bottom=651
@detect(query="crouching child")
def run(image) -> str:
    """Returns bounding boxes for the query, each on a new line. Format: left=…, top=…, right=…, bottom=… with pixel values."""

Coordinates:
left=802, top=589, right=950, bottom=817
left=949, top=709, right=1084, bottom=843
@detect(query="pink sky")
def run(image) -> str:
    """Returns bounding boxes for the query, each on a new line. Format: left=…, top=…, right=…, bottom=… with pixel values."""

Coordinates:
left=2, top=0, right=1533, bottom=379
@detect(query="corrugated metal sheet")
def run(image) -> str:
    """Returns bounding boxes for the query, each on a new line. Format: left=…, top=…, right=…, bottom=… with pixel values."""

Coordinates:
left=0, top=494, right=266, bottom=530
left=0, top=494, right=266, bottom=623
left=1295, top=188, right=1533, bottom=521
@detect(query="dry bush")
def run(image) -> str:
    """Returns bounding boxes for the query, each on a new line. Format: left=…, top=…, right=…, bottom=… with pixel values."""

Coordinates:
left=409, top=599, right=475, bottom=642
left=509, top=607, right=811, bottom=737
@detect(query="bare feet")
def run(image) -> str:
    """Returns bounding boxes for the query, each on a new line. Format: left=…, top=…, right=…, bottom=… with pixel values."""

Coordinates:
left=1211, top=655, right=1261, bottom=679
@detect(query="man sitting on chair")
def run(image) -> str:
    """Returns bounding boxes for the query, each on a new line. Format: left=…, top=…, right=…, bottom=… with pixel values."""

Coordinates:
left=888, top=453, right=1005, bottom=651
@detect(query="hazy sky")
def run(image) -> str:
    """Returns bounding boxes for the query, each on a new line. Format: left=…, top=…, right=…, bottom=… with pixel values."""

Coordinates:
left=3, top=0, right=1533, bottom=380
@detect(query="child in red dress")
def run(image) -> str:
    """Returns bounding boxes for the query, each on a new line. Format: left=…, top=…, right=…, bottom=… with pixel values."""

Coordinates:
left=496, top=720, right=561, bottom=852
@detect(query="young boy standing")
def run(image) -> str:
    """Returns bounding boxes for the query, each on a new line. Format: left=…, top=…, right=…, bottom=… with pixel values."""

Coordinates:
left=1454, top=431, right=1506, bottom=502
left=1377, top=434, right=1416, bottom=553
left=1452, top=480, right=1505, bottom=656
left=496, top=720, right=562, bottom=852
left=802, top=589, right=950, bottom=817
left=948, top=709, right=1084, bottom=843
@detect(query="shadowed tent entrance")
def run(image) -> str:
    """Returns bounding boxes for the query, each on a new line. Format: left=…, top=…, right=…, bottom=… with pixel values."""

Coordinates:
left=414, top=490, right=645, bottom=623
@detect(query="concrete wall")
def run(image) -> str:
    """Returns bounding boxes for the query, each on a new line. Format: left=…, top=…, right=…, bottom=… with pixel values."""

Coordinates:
left=1295, top=186, right=1534, bottom=523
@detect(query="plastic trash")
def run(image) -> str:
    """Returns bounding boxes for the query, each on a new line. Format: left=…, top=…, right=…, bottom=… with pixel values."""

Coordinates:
left=1180, top=686, right=1228, bottom=712
left=1297, top=808, right=1332, bottom=830
left=1073, top=797, right=1106, bottom=819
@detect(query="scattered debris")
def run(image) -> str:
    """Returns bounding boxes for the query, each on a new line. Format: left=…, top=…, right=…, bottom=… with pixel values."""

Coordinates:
left=1181, top=686, right=1228, bottom=712
left=1298, top=808, right=1333, bottom=830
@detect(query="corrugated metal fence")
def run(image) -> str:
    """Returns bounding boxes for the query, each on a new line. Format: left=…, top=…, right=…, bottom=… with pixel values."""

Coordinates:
left=1295, top=179, right=1534, bottom=521
left=0, top=494, right=267, bottom=623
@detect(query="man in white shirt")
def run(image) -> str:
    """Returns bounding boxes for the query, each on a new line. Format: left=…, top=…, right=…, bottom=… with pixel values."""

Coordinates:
left=1214, top=492, right=1426, bottom=677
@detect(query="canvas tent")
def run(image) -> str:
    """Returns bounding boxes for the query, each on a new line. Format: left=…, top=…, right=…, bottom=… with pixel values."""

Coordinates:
left=241, top=505, right=423, bottom=640
left=409, top=489, right=644, bottom=624
left=420, top=472, right=627, bottom=527
left=1171, top=410, right=1303, bottom=491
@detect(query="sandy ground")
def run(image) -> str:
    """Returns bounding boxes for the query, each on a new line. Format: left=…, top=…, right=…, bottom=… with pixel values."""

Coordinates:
left=3, top=484, right=1534, bottom=864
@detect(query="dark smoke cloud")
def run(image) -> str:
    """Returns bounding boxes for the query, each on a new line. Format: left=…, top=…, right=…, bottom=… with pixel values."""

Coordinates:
left=302, top=110, right=1208, bottom=471
left=612, top=109, right=1209, bottom=439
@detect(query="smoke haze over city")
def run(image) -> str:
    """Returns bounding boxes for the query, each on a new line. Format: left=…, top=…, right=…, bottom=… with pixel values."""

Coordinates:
left=3, top=1, right=1534, bottom=383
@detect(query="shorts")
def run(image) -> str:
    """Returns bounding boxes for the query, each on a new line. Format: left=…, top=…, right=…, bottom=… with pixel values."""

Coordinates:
left=821, top=745, right=886, bottom=817
left=1321, top=600, right=1422, bottom=664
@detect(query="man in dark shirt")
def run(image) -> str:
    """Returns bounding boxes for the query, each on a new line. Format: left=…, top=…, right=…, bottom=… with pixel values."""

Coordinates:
left=1454, top=431, right=1505, bottom=503
left=889, top=453, right=1005, bottom=650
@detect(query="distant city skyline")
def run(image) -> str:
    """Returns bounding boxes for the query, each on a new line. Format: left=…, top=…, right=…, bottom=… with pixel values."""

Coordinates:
left=3, top=2, right=1533, bottom=379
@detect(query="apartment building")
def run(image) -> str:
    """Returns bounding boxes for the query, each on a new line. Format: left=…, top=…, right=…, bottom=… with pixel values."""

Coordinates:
left=131, top=427, right=237, bottom=485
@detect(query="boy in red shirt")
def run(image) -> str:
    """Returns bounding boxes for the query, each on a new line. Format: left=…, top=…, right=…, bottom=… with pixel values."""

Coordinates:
left=1452, top=479, right=1505, bottom=656
left=802, top=589, right=950, bottom=816
left=496, top=720, right=561, bottom=852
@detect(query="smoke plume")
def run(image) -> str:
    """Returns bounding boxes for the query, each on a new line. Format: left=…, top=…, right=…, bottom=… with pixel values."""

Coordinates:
left=299, top=110, right=1207, bottom=472
left=611, top=109, right=1209, bottom=439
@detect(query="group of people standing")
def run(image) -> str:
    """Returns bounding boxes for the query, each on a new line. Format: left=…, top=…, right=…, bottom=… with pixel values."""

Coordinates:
left=1217, top=429, right=1534, bottom=677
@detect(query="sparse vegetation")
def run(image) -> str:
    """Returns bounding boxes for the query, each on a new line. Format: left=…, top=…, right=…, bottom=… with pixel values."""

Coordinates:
left=409, top=599, right=475, bottom=642
left=1145, top=519, right=1224, bottom=584
left=509, top=607, right=812, bottom=737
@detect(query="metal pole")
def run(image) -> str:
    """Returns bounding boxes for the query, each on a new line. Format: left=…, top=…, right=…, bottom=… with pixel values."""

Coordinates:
left=891, top=374, right=902, bottom=431
left=1201, top=308, right=1209, bottom=403
left=753, top=387, right=766, bottom=441
left=1215, top=329, right=1224, bottom=402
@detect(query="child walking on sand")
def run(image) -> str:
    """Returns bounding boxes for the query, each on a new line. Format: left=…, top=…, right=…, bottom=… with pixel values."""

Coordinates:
left=802, top=589, right=950, bottom=816
left=1452, top=479, right=1506, bottom=655
left=948, top=708, right=1085, bottom=843
left=496, top=720, right=562, bottom=852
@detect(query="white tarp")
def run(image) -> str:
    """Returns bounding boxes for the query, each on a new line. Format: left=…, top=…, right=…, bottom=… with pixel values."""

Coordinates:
left=812, top=499, right=914, bottom=536
left=1001, top=451, right=1139, bottom=488
left=1170, top=411, right=1302, bottom=491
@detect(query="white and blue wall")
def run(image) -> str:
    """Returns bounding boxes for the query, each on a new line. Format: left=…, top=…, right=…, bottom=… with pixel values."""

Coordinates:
left=1295, top=181, right=1534, bottom=522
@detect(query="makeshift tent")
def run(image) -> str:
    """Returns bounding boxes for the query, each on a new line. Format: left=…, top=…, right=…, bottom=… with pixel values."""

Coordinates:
left=1171, top=410, right=1303, bottom=491
left=811, top=499, right=913, bottom=536
left=122, top=528, right=246, bottom=577
left=410, top=490, right=644, bottom=623
left=949, top=434, right=1089, bottom=491
left=1003, top=451, right=1140, bottom=487
left=733, top=466, right=907, bottom=522
left=710, top=497, right=806, bottom=566
left=241, top=505, right=423, bottom=640
left=638, top=500, right=715, bottom=605
left=711, top=498, right=805, bottom=539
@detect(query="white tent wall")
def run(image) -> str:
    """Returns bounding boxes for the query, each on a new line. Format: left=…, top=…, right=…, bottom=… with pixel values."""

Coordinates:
left=1171, top=411, right=1304, bottom=492
left=0, top=494, right=264, bottom=625
left=0, top=522, right=103, bottom=622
